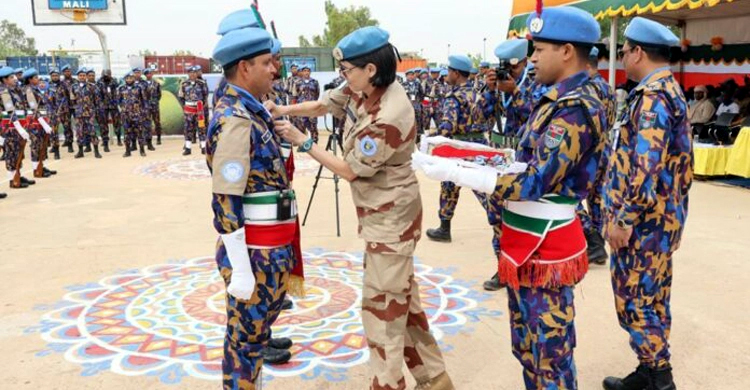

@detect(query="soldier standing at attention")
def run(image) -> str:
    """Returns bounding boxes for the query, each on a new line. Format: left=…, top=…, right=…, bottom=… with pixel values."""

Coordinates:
left=602, top=17, right=692, bottom=390
left=23, top=68, right=57, bottom=178
left=98, top=70, right=121, bottom=148
left=413, top=7, right=608, bottom=388
left=87, top=69, right=111, bottom=153
left=269, top=26, right=455, bottom=390
left=179, top=67, right=208, bottom=155
left=45, top=68, right=62, bottom=160
left=195, top=66, right=210, bottom=127
left=1, top=66, right=34, bottom=189
left=132, top=68, right=155, bottom=152
left=291, top=66, right=320, bottom=142
left=71, top=68, right=102, bottom=159
left=118, top=71, right=149, bottom=158
left=144, top=69, right=163, bottom=146
left=207, top=25, right=298, bottom=389
left=58, top=64, right=75, bottom=152
left=403, top=68, right=425, bottom=141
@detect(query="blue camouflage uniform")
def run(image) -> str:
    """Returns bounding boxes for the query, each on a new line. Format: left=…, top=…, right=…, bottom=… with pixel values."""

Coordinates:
left=97, top=75, right=121, bottom=144
left=209, top=26, right=294, bottom=390
left=118, top=74, right=149, bottom=149
left=603, top=17, right=692, bottom=383
left=45, top=69, right=62, bottom=150
left=1, top=67, right=29, bottom=183
left=292, top=70, right=320, bottom=142
left=403, top=69, right=425, bottom=137
left=70, top=69, right=100, bottom=147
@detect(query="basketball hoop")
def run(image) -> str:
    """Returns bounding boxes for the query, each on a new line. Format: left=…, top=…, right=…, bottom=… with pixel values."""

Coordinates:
left=72, top=9, right=89, bottom=22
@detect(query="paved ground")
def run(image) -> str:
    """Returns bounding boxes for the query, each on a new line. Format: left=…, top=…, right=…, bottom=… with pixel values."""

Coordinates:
left=1, top=136, right=748, bottom=389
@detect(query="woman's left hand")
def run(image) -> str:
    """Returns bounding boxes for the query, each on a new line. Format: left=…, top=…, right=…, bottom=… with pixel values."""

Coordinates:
left=274, top=120, right=308, bottom=146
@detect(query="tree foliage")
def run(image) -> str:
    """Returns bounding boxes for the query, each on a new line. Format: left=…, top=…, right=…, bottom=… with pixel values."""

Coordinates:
left=173, top=49, right=194, bottom=56
left=0, top=20, right=38, bottom=57
left=298, top=0, right=378, bottom=48
left=467, top=53, right=483, bottom=68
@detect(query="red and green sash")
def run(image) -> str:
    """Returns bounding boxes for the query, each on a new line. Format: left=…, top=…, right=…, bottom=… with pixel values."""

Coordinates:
left=499, top=194, right=588, bottom=289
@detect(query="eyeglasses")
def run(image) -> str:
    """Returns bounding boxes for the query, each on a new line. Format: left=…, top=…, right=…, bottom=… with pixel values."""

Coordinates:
left=339, top=65, right=358, bottom=76
left=617, top=47, right=636, bottom=60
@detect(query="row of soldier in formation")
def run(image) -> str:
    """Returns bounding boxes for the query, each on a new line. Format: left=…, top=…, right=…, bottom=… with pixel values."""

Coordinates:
left=0, top=65, right=166, bottom=199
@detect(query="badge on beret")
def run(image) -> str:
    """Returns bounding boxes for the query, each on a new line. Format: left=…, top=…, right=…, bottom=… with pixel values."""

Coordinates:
left=359, top=136, right=378, bottom=157
left=639, top=111, right=657, bottom=129
left=221, top=161, right=245, bottom=183
left=544, top=124, right=565, bottom=149
left=332, top=47, right=344, bottom=61
left=529, top=17, right=544, bottom=34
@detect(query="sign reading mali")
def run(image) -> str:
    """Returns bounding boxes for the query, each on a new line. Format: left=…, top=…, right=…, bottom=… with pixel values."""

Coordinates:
left=48, top=0, right=109, bottom=10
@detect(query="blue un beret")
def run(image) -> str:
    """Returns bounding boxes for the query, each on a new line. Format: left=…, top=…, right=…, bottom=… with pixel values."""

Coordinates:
left=0, top=66, right=15, bottom=78
left=479, top=61, right=490, bottom=68
left=87, top=68, right=96, bottom=74
left=447, top=55, right=473, bottom=73
left=419, top=68, right=428, bottom=75
left=217, top=9, right=261, bottom=35
left=470, top=68, right=479, bottom=74
left=77, top=68, right=87, bottom=75
left=405, top=68, right=415, bottom=75
left=333, top=26, right=390, bottom=62
left=271, top=38, right=282, bottom=55
left=439, top=69, right=449, bottom=77
left=527, top=6, right=600, bottom=45
left=125, top=71, right=134, bottom=78
left=624, top=17, right=679, bottom=47
left=589, top=46, right=599, bottom=60
left=49, top=68, right=60, bottom=75
left=495, top=39, right=529, bottom=63
left=22, top=68, right=39, bottom=80
left=144, top=68, right=153, bottom=74
left=430, top=68, right=439, bottom=73
left=14, top=68, right=23, bottom=74
left=61, top=64, right=71, bottom=72
left=213, top=27, right=273, bottom=67
left=132, top=67, right=142, bottom=73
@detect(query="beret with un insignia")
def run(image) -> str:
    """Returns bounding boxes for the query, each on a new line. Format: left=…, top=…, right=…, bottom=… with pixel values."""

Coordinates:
left=334, top=26, right=390, bottom=61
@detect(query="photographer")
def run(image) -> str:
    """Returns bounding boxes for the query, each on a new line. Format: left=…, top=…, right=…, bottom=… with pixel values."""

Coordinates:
left=267, top=26, right=455, bottom=390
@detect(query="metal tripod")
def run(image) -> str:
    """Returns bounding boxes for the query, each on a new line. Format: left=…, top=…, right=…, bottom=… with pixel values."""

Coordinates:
left=301, top=115, right=344, bottom=237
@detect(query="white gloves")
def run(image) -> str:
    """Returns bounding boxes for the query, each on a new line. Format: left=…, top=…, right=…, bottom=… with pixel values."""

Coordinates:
left=221, top=228, right=256, bottom=300
left=38, top=117, right=53, bottom=135
left=411, top=151, right=529, bottom=195
left=13, top=121, right=30, bottom=141
left=0, top=136, right=5, bottom=146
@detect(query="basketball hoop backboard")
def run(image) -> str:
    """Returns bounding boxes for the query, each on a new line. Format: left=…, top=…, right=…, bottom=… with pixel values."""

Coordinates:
left=32, top=0, right=127, bottom=26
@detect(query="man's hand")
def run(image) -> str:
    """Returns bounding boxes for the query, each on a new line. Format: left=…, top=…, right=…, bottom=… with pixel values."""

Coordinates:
left=263, top=100, right=287, bottom=118
left=484, top=71, right=498, bottom=91
left=607, top=223, right=633, bottom=251
left=274, top=119, right=308, bottom=146
left=497, top=78, right=517, bottom=94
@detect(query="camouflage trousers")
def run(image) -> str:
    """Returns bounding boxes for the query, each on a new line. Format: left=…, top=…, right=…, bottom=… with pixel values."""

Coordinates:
left=216, top=245, right=290, bottom=390
left=2, top=129, right=24, bottom=172
left=507, top=285, right=578, bottom=389
left=427, top=106, right=441, bottom=132
left=59, top=112, right=73, bottom=144
left=150, top=103, right=162, bottom=136
left=440, top=181, right=502, bottom=256
left=95, top=111, right=110, bottom=144
left=411, top=103, right=423, bottom=135
left=299, top=117, right=318, bottom=143
left=362, top=240, right=452, bottom=390
left=74, top=115, right=98, bottom=146
left=29, top=125, right=47, bottom=162
left=183, top=113, right=205, bottom=142
left=105, top=108, right=122, bottom=138
left=420, top=106, right=432, bottom=133
left=123, top=115, right=146, bottom=147
left=141, top=113, right=153, bottom=141
left=610, top=249, right=673, bottom=369
left=47, top=115, right=60, bottom=148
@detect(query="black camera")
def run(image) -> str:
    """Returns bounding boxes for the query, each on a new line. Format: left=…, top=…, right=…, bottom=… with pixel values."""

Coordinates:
left=495, top=59, right=512, bottom=81
left=324, top=81, right=337, bottom=91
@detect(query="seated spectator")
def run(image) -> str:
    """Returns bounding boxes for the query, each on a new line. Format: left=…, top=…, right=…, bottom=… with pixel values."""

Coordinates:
left=689, top=85, right=715, bottom=126
left=716, top=92, right=740, bottom=116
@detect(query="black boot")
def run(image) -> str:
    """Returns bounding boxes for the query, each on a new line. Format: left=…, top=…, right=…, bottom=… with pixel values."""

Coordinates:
left=603, top=364, right=650, bottom=390
left=268, top=337, right=293, bottom=350
left=43, top=167, right=57, bottom=175
left=281, top=298, right=293, bottom=311
left=75, top=144, right=84, bottom=158
left=117, top=133, right=123, bottom=146
left=0, top=192, right=6, bottom=199
left=139, top=144, right=146, bottom=157
left=103, top=142, right=110, bottom=153
left=156, top=134, right=161, bottom=145
left=84, top=144, right=92, bottom=153
left=201, top=147, right=206, bottom=155
left=586, top=229, right=608, bottom=265
left=123, top=147, right=131, bottom=157
left=649, top=366, right=676, bottom=390
left=426, top=220, right=452, bottom=242
left=67, top=142, right=74, bottom=153
left=0, top=149, right=5, bottom=161
left=182, top=147, right=191, bottom=156
left=260, top=347, right=291, bottom=365
left=483, top=272, right=506, bottom=291
left=20, top=176, right=36, bottom=185
left=52, top=146, right=60, bottom=160
left=147, top=140, right=156, bottom=151
left=94, top=145, right=102, bottom=159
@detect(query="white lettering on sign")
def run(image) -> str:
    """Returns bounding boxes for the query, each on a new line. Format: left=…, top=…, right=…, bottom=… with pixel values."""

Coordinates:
left=63, top=1, right=90, bottom=8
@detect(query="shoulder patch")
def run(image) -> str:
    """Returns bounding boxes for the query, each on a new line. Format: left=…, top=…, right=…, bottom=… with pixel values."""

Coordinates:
left=544, top=124, right=566, bottom=149
left=359, top=136, right=378, bottom=156
left=639, top=111, right=657, bottom=128
left=220, top=161, right=245, bottom=183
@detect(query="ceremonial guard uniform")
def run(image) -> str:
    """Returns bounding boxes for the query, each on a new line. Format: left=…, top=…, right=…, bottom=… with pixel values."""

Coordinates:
left=58, top=65, right=75, bottom=152
left=144, top=69, right=163, bottom=145
left=98, top=70, right=121, bottom=148
left=602, top=17, right=691, bottom=390
left=1, top=66, right=34, bottom=189
left=45, top=68, right=62, bottom=159
left=70, top=69, right=102, bottom=158
left=403, top=68, right=425, bottom=140
left=88, top=69, right=111, bottom=152
left=23, top=68, right=57, bottom=178
left=414, top=7, right=607, bottom=388
left=291, top=67, right=320, bottom=142
left=208, top=26, right=297, bottom=390
left=118, top=72, right=149, bottom=157
left=179, top=68, right=208, bottom=155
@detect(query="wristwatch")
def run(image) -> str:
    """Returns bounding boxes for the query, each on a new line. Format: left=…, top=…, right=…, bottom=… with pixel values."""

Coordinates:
left=616, top=219, right=632, bottom=229
left=297, top=137, right=314, bottom=153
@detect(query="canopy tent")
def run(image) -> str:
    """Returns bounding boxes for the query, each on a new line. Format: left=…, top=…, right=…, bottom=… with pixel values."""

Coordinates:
left=507, top=0, right=749, bottom=88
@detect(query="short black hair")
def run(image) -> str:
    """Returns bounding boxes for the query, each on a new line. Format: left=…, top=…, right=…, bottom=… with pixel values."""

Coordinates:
left=346, top=43, right=397, bottom=88
left=626, top=39, right=671, bottom=63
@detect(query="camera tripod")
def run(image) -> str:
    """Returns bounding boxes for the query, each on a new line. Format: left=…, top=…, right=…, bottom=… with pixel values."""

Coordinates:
left=302, top=115, right=344, bottom=237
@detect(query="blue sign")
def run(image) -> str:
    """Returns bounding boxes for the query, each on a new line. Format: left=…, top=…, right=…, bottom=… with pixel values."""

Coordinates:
left=283, top=57, right=317, bottom=73
left=48, top=0, right=109, bottom=10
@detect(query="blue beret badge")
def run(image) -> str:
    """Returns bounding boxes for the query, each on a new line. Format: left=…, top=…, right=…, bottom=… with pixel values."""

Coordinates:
left=221, top=161, right=245, bottom=183
left=359, top=136, right=378, bottom=157
left=544, top=124, right=565, bottom=149
left=529, top=17, right=544, bottom=34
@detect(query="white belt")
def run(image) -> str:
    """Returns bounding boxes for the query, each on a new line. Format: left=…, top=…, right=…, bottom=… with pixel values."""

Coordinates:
left=185, top=101, right=198, bottom=107
left=15, top=110, right=25, bottom=116
left=505, top=200, right=575, bottom=220
left=242, top=191, right=298, bottom=223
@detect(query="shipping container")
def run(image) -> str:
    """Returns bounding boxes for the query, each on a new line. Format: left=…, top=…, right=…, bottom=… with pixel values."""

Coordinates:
left=5, top=56, right=80, bottom=75
left=397, top=58, right=427, bottom=73
left=281, top=47, right=336, bottom=72
left=144, top=55, right=211, bottom=75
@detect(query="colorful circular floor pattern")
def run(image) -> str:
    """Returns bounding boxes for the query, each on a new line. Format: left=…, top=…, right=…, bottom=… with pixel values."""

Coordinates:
left=29, top=249, right=500, bottom=385
left=134, top=154, right=324, bottom=181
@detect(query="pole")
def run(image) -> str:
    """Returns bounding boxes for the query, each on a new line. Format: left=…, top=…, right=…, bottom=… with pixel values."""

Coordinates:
left=483, top=38, right=487, bottom=60
left=447, top=43, right=451, bottom=57
left=608, top=16, right=618, bottom=89
left=88, top=25, right=111, bottom=70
